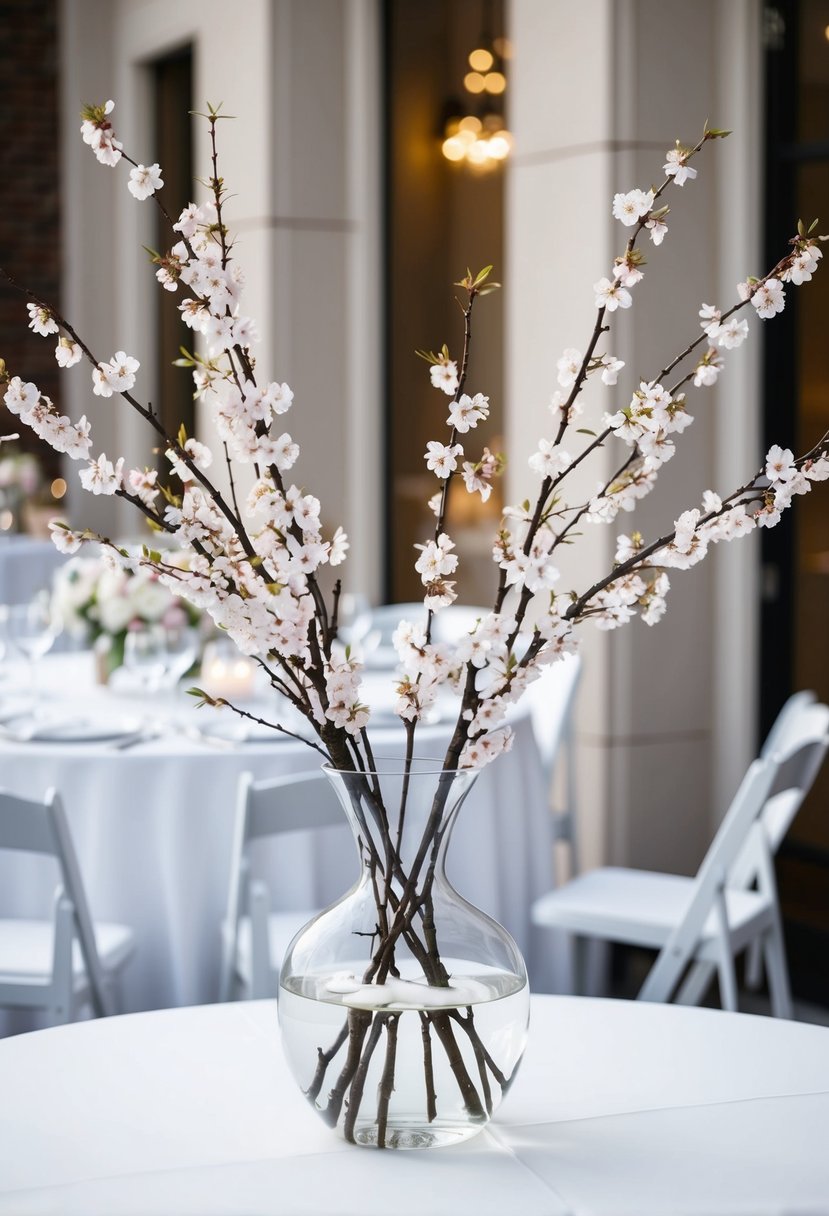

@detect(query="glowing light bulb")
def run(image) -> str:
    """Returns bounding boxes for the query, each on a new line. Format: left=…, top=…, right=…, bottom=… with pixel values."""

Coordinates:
left=0, top=509, right=13, bottom=531
left=459, top=114, right=482, bottom=133
left=51, top=477, right=67, bottom=499
left=488, top=135, right=511, bottom=160
left=464, top=71, right=486, bottom=94
left=466, top=139, right=490, bottom=165
left=468, top=47, right=493, bottom=72
left=484, top=71, right=506, bottom=94
left=442, top=135, right=466, bottom=162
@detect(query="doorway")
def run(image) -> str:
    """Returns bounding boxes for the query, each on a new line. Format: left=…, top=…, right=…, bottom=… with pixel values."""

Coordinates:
left=382, top=0, right=507, bottom=604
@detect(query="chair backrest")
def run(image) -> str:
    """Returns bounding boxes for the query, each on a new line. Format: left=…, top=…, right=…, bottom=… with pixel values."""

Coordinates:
left=221, top=770, right=345, bottom=996
left=640, top=723, right=829, bottom=1004
left=745, top=698, right=829, bottom=860
left=760, top=690, right=817, bottom=760
left=0, top=787, right=111, bottom=1015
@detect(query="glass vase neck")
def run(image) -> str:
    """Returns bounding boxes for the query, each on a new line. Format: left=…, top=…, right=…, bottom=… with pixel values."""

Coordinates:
left=323, top=760, right=477, bottom=875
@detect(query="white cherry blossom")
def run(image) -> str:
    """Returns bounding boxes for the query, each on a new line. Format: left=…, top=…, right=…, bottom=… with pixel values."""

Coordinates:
left=3, top=377, right=40, bottom=419
left=783, top=246, right=822, bottom=285
left=600, top=354, right=625, bottom=386
left=751, top=279, right=785, bottom=319
left=27, top=303, right=59, bottom=337
left=556, top=349, right=582, bottom=388
left=528, top=439, right=572, bottom=478
left=447, top=393, right=489, bottom=432
left=693, top=350, right=723, bottom=387
left=80, top=100, right=122, bottom=166
left=127, top=163, right=164, bottom=200
left=646, top=216, right=668, bottom=245
left=663, top=146, right=697, bottom=186
left=611, top=188, right=655, bottom=226
left=430, top=360, right=459, bottom=396
left=765, top=444, right=796, bottom=484
left=715, top=317, right=749, bottom=349
left=594, top=277, right=632, bottom=312
left=79, top=453, right=124, bottom=495
left=55, top=338, right=82, bottom=367
left=48, top=521, right=85, bottom=554
left=424, top=440, right=463, bottom=478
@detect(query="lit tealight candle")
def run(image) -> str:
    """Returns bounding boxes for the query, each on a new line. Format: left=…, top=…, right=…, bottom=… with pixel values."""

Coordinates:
left=201, top=645, right=256, bottom=700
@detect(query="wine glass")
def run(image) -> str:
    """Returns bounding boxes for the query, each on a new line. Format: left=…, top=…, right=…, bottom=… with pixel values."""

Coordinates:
left=123, top=624, right=168, bottom=694
left=5, top=595, right=61, bottom=691
left=158, top=624, right=200, bottom=695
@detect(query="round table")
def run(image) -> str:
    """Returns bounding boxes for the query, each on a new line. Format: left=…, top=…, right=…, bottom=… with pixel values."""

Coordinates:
left=0, top=655, right=553, bottom=1029
left=1, top=995, right=827, bottom=1214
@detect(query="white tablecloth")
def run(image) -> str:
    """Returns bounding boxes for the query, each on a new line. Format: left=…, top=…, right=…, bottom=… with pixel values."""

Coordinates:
left=1, top=995, right=827, bottom=1214
left=0, top=655, right=554, bottom=1029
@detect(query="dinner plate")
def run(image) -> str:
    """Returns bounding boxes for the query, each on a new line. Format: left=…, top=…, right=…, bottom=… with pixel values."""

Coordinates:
left=25, top=716, right=144, bottom=744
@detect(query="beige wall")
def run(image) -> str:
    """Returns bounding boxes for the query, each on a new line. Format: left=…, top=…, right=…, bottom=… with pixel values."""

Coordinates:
left=506, top=0, right=763, bottom=870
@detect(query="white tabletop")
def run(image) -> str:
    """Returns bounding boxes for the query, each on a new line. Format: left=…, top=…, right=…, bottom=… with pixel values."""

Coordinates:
left=0, top=655, right=554, bottom=1028
left=1, top=995, right=828, bottom=1214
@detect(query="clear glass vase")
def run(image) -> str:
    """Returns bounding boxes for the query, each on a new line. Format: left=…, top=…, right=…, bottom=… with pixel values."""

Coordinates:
left=279, top=759, right=530, bottom=1149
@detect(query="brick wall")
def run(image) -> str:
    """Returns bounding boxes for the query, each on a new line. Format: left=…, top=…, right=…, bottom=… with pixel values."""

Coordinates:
left=0, top=0, right=61, bottom=475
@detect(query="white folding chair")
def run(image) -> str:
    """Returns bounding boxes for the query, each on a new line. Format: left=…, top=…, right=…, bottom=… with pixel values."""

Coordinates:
left=741, top=693, right=822, bottom=993
left=0, top=787, right=135, bottom=1024
left=532, top=711, right=829, bottom=1017
left=219, top=770, right=347, bottom=1001
left=760, top=689, right=817, bottom=761
left=526, top=653, right=582, bottom=875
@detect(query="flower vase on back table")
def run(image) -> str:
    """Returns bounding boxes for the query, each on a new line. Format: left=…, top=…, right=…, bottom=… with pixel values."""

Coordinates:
left=278, top=760, right=530, bottom=1149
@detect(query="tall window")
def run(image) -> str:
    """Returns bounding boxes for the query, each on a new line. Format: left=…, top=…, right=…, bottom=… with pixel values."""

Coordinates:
left=763, top=0, right=829, bottom=1004
left=152, top=47, right=194, bottom=449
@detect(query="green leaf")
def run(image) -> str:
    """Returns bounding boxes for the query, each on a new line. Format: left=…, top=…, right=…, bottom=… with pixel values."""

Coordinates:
left=473, top=265, right=493, bottom=286
left=187, top=687, right=224, bottom=709
left=808, top=217, right=820, bottom=234
left=576, top=428, right=597, bottom=436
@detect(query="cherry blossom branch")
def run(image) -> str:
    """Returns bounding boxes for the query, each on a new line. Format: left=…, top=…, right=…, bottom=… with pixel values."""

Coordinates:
left=0, top=268, right=268, bottom=575
left=565, top=430, right=829, bottom=621
left=189, top=690, right=330, bottom=758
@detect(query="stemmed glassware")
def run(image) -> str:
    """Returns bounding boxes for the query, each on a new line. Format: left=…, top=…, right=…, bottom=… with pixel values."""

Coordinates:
left=123, top=624, right=167, bottom=693
left=4, top=594, right=61, bottom=692
left=123, top=622, right=199, bottom=697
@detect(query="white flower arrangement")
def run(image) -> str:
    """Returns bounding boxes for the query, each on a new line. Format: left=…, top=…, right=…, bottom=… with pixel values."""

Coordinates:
left=52, top=551, right=200, bottom=645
